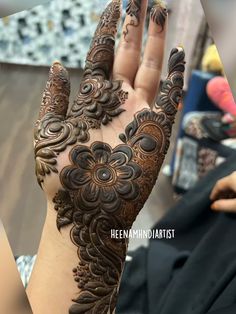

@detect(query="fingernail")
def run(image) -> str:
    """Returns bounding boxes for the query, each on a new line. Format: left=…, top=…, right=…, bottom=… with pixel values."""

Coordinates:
left=177, top=44, right=185, bottom=51
left=150, top=0, right=168, bottom=32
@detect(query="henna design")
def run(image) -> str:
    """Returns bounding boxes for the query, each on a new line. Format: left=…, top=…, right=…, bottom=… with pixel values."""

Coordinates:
left=71, top=78, right=128, bottom=128
left=155, top=47, right=185, bottom=123
left=53, top=108, right=177, bottom=314
left=34, top=115, right=84, bottom=186
left=150, top=0, right=168, bottom=32
left=37, top=62, right=70, bottom=123
left=69, top=0, right=128, bottom=134
left=123, top=0, right=142, bottom=40
left=84, top=0, right=121, bottom=79
left=51, top=48, right=185, bottom=314
left=35, top=1, right=128, bottom=186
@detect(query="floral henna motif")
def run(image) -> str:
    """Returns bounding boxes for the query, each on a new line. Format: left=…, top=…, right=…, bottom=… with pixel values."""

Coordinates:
left=53, top=107, right=176, bottom=314
left=34, top=114, right=85, bottom=186
left=34, top=1, right=128, bottom=186
left=155, top=47, right=185, bottom=123
left=51, top=48, right=185, bottom=314
left=123, top=0, right=142, bottom=40
left=71, top=78, right=128, bottom=128
left=72, top=1, right=128, bottom=128
left=150, top=0, right=168, bottom=32
left=61, top=142, right=142, bottom=214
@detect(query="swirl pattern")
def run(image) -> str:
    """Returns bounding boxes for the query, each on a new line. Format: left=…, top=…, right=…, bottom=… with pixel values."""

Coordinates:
left=53, top=108, right=175, bottom=314
left=123, top=0, right=142, bottom=40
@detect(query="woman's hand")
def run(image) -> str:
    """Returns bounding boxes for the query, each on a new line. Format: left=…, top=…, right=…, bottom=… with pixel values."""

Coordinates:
left=33, top=0, right=185, bottom=313
left=210, top=171, right=236, bottom=212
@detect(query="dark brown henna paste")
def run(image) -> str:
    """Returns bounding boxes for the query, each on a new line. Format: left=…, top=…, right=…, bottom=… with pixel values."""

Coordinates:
left=155, top=47, right=185, bottom=124
left=34, top=114, right=86, bottom=186
left=51, top=48, right=185, bottom=314
left=53, top=111, right=175, bottom=313
left=35, top=1, right=127, bottom=186
left=150, top=1, right=168, bottom=32
left=70, top=0, right=127, bottom=134
left=84, top=0, right=121, bottom=79
left=37, top=62, right=70, bottom=123
left=123, top=0, right=142, bottom=40
left=71, top=78, right=128, bottom=128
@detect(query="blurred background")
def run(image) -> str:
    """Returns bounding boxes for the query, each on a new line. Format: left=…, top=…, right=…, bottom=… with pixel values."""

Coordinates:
left=0, top=0, right=235, bottom=256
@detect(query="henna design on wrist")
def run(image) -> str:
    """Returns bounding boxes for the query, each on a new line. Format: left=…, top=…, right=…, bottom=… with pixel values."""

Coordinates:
left=123, top=0, right=142, bottom=40
left=53, top=109, right=176, bottom=314
left=150, top=0, right=168, bottom=32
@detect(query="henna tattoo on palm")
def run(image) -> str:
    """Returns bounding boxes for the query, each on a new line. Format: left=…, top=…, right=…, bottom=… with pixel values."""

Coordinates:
left=52, top=48, right=185, bottom=314
left=34, top=0, right=185, bottom=312
left=34, top=1, right=126, bottom=186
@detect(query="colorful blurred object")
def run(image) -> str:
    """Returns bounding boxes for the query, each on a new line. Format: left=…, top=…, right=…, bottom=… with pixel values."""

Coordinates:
left=202, top=44, right=224, bottom=75
left=207, top=76, right=236, bottom=116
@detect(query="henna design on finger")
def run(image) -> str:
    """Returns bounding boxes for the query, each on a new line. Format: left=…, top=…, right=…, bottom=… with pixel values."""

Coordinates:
left=70, top=0, right=128, bottom=136
left=37, top=62, right=70, bottom=124
left=150, top=0, right=168, bottom=33
left=35, top=1, right=128, bottom=187
left=155, top=47, right=185, bottom=124
left=123, top=0, right=142, bottom=40
left=84, top=0, right=121, bottom=79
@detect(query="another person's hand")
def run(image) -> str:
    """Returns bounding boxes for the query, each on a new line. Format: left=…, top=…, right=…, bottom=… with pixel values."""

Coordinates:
left=210, top=171, right=236, bottom=212
left=33, top=0, right=185, bottom=313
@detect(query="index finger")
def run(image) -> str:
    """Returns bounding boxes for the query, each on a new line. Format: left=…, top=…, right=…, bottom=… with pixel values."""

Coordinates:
left=83, top=0, right=122, bottom=80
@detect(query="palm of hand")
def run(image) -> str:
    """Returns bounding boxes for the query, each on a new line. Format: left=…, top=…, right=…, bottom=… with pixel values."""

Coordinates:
left=34, top=1, right=185, bottom=313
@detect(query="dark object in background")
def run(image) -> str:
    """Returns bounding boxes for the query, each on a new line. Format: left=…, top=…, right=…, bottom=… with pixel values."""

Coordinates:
left=214, top=190, right=236, bottom=201
left=117, top=152, right=236, bottom=314
left=201, top=116, right=229, bottom=141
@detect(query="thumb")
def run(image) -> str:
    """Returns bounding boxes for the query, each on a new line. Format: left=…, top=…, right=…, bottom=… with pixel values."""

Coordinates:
left=37, top=62, right=70, bottom=123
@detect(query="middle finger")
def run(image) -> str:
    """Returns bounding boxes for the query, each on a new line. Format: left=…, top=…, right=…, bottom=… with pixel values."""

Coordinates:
left=113, top=0, right=148, bottom=85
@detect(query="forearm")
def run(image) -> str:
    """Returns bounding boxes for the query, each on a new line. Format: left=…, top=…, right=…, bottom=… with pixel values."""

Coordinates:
left=27, top=206, right=80, bottom=314
left=27, top=203, right=127, bottom=314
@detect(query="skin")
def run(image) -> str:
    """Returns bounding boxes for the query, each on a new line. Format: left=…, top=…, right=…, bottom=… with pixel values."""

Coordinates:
left=27, top=1, right=185, bottom=313
left=210, top=171, right=236, bottom=212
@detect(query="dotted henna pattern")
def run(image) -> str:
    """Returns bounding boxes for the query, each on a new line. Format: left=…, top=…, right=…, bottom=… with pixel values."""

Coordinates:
left=52, top=48, right=185, bottom=314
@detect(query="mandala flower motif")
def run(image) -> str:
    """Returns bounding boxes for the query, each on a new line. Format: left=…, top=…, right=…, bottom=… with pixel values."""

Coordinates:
left=71, top=78, right=127, bottom=127
left=61, top=142, right=142, bottom=213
